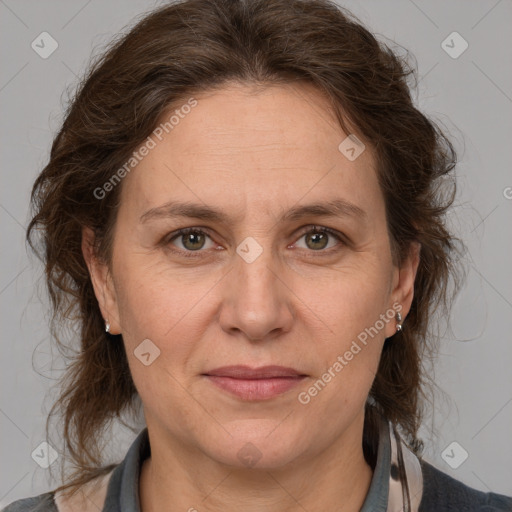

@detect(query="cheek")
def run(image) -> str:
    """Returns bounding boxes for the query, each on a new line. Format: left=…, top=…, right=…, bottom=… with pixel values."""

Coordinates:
left=113, top=249, right=217, bottom=339
left=112, top=254, right=223, bottom=396
left=114, top=270, right=216, bottom=421
left=293, top=259, right=392, bottom=400
left=294, top=257, right=392, bottom=338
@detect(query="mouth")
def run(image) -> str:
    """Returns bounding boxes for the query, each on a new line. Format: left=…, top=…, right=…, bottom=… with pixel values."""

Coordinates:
left=202, top=365, right=308, bottom=401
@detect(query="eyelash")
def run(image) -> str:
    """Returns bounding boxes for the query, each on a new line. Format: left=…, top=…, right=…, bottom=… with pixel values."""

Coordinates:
left=163, top=225, right=346, bottom=258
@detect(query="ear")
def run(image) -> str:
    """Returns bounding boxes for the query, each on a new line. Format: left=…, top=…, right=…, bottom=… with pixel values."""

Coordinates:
left=384, top=242, right=420, bottom=338
left=81, top=226, right=122, bottom=334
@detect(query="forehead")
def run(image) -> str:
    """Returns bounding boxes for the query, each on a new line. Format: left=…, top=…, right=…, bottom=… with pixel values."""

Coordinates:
left=118, top=82, right=382, bottom=221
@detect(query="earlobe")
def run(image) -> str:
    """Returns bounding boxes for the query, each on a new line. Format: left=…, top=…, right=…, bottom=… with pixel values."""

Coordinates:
left=81, top=226, right=121, bottom=334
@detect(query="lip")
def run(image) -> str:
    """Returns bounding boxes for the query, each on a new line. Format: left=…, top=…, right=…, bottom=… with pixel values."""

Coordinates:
left=202, top=365, right=307, bottom=401
left=204, top=365, right=304, bottom=379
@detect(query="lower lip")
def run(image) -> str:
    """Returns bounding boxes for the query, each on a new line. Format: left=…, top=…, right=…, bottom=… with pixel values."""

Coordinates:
left=204, top=375, right=306, bottom=400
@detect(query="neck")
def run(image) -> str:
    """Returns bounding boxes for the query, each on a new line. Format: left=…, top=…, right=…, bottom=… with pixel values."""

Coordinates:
left=140, top=414, right=374, bottom=512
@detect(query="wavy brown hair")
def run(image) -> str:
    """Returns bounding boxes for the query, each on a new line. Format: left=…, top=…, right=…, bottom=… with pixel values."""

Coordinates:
left=26, top=0, right=459, bottom=493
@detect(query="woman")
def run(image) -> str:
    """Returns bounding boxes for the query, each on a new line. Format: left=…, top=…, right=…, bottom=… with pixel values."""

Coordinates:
left=3, top=0, right=511, bottom=511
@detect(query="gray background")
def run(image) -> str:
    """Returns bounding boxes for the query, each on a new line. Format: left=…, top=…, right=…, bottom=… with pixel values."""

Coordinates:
left=1, top=0, right=511, bottom=506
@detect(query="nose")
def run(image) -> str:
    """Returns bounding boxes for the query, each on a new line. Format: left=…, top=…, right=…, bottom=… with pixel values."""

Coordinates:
left=218, top=241, right=294, bottom=342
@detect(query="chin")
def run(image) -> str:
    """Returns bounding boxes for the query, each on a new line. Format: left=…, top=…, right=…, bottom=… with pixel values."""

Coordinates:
left=203, top=419, right=307, bottom=470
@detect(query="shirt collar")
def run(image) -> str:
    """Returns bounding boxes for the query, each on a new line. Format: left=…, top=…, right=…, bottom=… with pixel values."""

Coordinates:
left=360, top=416, right=391, bottom=511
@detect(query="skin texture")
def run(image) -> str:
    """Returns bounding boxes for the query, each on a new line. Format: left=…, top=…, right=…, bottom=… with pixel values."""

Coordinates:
left=82, top=82, right=419, bottom=512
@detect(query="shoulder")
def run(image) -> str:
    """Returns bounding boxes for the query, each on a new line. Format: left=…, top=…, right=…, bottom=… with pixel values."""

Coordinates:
left=2, top=469, right=113, bottom=512
left=1, top=493, right=57, bottom=512
left=419, top=459, right=512, bottom=512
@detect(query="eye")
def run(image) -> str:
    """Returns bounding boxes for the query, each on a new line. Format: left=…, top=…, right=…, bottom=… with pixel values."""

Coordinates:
left=168, top=228, right=215, bottom=252
left=293, top=226, right=344, bottom=252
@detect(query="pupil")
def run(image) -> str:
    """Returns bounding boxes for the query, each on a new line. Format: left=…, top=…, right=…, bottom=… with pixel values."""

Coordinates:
left=184, top=232, right=204, bottom=250
left=307, top=232, right=327, bottom=250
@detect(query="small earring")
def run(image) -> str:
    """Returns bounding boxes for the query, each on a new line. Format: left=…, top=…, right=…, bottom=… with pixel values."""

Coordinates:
left=105, top=320, right=110, bottom=333
left=396, top=312, right=402, bottom=332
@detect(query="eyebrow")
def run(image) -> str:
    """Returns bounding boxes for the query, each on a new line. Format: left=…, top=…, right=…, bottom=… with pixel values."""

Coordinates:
left=139, top=198, right=367, bottom=224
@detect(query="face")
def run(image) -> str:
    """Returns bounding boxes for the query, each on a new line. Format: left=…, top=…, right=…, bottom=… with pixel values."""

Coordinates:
left=84, top=82, right=418, bottom=470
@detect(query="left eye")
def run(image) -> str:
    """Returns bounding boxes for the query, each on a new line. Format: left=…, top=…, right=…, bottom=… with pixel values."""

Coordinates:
left=294, top=227, right=342, bottom=251
left=169, top=229, right=215, bottom=251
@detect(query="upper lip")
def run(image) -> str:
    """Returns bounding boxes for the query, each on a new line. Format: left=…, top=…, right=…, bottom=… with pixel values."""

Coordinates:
left=203, top=365, right=306, bottom=379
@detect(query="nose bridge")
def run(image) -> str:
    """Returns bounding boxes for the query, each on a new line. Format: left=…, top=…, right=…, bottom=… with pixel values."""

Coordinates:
left=220, top=234, right=292, bottom=340
left=235, top=235, right=280, bottom=305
